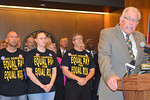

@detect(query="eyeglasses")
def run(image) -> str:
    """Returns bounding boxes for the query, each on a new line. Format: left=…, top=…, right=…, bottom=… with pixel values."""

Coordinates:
left=124, top=17, right=139, bottom=23
left=73, top=38, right=83, bottom=41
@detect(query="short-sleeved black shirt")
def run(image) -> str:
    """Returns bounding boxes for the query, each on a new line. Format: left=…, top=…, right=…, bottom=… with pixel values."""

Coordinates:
left=24, top=48, right=59, bottom=94
left=0, top=48, right=26, bottom=96
left=61, top=48, right=96, bottom=81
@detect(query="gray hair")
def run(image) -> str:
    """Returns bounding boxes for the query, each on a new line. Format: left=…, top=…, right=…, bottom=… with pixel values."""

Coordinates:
left=72, top=33, right=82, bottom=41
left=121, top=7, right=141, bottom=20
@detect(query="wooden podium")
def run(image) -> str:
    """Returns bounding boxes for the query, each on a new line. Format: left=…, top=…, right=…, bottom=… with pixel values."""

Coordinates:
left=117, top=74, right=150, bottom=100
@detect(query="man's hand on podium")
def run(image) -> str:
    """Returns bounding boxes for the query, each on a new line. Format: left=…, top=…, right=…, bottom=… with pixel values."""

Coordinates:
left=107, top=76, right=120, bottom=91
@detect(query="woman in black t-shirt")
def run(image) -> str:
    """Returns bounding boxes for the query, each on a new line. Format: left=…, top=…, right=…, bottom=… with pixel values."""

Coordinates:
left=24, top=32, right=58, bottom=100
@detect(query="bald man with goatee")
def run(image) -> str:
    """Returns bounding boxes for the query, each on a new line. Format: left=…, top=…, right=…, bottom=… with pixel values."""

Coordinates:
left=0, top=31, right=27, bottom=100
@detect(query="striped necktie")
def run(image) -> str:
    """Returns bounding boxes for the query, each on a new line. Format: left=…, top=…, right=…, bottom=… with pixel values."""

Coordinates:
left=126, top=35, right=135, bottom=61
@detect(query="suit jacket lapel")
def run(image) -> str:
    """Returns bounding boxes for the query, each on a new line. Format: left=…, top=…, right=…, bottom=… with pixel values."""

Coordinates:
left=58, top=48, right=62, bottom=58
left=115, top=24, right=131, bottom=61
left=133, top=32, right=141, bottom=64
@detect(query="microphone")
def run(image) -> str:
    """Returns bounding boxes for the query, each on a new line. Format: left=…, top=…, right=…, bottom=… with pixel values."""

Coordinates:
left=123, top=60, right=135, bottom=77
left=125, top=63, right=135, bottom=73
left=122, top=60, right=135, bottom=100
left=141, top=63, right=150, bottom=71
left=140, top=42, right=150, bottom=48
left=144, top=48, right=150, bottom=53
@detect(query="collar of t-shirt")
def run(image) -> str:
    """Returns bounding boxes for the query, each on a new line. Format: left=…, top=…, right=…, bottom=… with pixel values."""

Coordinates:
left=120, top=27, right=138, bottom=59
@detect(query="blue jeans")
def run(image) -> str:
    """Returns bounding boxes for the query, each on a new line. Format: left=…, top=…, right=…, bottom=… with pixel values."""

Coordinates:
left=28, top=92, right=55, bottom=100
left=0, top=94, right=27, bottom=100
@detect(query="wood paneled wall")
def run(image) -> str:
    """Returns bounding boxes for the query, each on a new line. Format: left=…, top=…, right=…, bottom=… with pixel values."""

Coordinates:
left=104, top=9, right=122, bottom=28
left=104, top=0, right=150, bottom=37
left=0, top=7, right=104, bottom=50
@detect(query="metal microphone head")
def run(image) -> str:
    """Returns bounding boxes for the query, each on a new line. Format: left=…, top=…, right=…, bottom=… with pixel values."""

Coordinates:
left=140, top=42, right=145, bottom=47
left=124, top=62, right=136, bottom=77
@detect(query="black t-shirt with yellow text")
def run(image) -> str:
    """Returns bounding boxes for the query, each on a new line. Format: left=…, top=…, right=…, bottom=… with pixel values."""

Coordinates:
left=24, top=48, right=59, bottom=94
left=61, top=48, right=96, bottom=81
left=0, top=48, right=26, bottom=96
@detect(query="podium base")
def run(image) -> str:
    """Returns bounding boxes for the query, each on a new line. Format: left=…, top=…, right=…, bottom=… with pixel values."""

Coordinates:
left=124, top=90, right=150, bottom=100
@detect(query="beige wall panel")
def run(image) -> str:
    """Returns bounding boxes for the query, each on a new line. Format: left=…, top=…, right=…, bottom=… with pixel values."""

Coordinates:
left=77, top=14, right=104, bottom=51
left=0, top=7, right=104, bottom=50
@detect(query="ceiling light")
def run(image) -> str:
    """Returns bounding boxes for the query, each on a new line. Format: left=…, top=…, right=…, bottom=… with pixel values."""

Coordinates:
left=0, top=5, right=108, bottom=15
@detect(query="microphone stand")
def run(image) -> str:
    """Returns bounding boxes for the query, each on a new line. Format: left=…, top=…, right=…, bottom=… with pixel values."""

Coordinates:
left=122, top=67, right=132, bottom=100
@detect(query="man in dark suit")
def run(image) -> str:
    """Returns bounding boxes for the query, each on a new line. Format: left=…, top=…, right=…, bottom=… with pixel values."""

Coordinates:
left=91, top=53, right=101, bottom=100
left=85, top=39, right=99, bottom=100
left=85, top=39, right=96, bottom=58
left=57, top=37, right=69, bottom=58
left=98, top=7, right=146, bottom=100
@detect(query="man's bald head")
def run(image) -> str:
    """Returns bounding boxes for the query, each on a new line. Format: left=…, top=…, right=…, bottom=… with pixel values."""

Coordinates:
left=5, top=31, right=18, bottom=47
left=6, top=31, right=18, bottom=38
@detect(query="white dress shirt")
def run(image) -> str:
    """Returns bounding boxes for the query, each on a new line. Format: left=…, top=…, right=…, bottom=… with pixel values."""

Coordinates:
left=86, top=49, right=94, bottom=58
left=60, top=48, right=66, bottom=57
left=121, top=29, right=138, bottom=59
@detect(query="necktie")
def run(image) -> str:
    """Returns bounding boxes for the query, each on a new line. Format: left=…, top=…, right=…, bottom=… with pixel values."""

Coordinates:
left=89, top=51, right=93, bottom=58
left=126, top=35, right=135, bottom=61
left=62, top=50, right=64, bottom=57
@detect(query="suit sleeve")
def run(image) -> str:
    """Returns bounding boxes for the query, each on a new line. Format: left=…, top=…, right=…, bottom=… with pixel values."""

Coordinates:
left=98, top=29, right=116, bottom=84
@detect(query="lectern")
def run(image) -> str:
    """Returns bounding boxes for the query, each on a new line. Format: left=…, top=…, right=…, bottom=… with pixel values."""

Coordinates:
left=117, top=74, right=150, bottom=100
